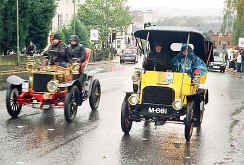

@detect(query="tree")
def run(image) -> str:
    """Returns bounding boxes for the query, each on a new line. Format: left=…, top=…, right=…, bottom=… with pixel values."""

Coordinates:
left=0, top=0, right=6, bottom=54
left=222, top=0, right=244, bottom=44
left=77, top=0, right=133, bottom=57
left=27, top=0, right=56, bottom=50
left=0, top=0, right=31, bottom=55
left=0, top=0, right=56, bottom=54
left=58, top=19, right=89, bottom=47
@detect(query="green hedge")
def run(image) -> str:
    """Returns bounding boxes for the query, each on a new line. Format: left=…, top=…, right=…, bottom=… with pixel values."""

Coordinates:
left=0, top=56, right=27, bottom=65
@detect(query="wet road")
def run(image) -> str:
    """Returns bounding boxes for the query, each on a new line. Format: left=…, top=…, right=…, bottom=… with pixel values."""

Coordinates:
left=0, top=62, right=244, bottom=165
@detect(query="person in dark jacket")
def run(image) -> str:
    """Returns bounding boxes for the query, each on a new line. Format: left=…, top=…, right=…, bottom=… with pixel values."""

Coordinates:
left=66, top=35, right=86, bottom=64
left=143, top=42, right=170, bottom=71
left=66, top=35, right=87, bottom=90
left=240, top=49, right=244, bottom=72
left=26, top=41, right=36, bottom=56
left=46, top=34, right=68, bottom=67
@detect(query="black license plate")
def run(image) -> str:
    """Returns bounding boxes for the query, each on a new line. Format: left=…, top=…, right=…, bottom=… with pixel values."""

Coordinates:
left=147, top=106, right=169, bottom=115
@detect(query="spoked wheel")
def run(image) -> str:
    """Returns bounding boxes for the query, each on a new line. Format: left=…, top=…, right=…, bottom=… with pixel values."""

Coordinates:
left=185, top=101, right=194, bottom=142
left=64, top=85, right=79, bottom=123
left=121, top=96, right=133, bottom=135
left=6, top=87, right=22, bottom=118
left=89, top=79, right=101, bottom=111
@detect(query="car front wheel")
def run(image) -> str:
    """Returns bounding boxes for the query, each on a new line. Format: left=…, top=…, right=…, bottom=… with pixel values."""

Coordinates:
left=121, top=96, right=133, bottom=135
left=6, top=86, right=22, bottom=118
left=185, top=101, right=194, bottom=142
left=89, top=79, right=101, bottom=111
left=64, top=85, right=79, bottom=123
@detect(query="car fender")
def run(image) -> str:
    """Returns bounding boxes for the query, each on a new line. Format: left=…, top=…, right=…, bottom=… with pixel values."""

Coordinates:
left=6, top=75, right=25, bottom=86
left=59, top=80, right=79, bottom=88
left=125, top=92, right=133, bottom=100
left=186, top=94, right=199, bottom=103
left=186, top=89, right=208, bottom=104
left=87, top=77, right=97, bottom=97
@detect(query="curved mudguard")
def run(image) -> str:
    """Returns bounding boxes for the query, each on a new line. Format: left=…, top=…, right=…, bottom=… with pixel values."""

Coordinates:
left=186, top=88, right=208, bottom=104
left=6, top=75, right=25, bottom=86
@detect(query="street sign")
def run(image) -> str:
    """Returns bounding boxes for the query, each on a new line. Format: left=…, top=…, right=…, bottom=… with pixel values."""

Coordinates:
left=90, top=29, right=99, bottom=41
left=239, top=38, right=244, bottom=48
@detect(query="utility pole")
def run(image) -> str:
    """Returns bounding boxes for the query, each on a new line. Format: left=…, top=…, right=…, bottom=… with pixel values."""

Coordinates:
left=105, top=0, right=111, bottom=63
left=16, top=0, right=20, bottom=65
left=73, top=0, right=76, bottom=34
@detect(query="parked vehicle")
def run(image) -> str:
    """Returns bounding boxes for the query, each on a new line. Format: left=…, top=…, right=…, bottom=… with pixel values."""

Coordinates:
left=121, top=26, right=213, bottom=142
left=6, top=48, right=101, bottom=123
left=208, top=56, right=226, bottom=73
left=120, top=49, right=137, bottom=64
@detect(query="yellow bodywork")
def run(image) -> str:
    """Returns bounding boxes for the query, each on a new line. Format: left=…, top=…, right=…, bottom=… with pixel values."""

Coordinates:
left=138, top=71, right=207, bottom=106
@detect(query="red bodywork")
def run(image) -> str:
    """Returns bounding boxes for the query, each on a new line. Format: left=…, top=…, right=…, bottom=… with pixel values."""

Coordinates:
left=17, top=48, right=92, bottom=110
left=17, top=91, right=66, bottom=109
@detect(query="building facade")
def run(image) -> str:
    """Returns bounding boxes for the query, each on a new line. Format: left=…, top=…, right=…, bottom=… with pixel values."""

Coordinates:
left=208, top=30, right=233, bottom=48
left=52, top=0, right=84, bottom=33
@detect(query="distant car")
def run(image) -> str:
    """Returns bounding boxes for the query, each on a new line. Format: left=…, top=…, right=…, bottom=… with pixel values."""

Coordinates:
left=120, top=49, right=137, bottom=64
left=208, top=56, right=226, bottom=73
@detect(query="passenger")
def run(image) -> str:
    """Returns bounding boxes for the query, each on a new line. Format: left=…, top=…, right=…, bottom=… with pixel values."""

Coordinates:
left=26, top=41, right=36, bottom=56
left=171, top=44, right=207, bottom=78
left=46, top=34, right=68, bottom=67
left=66, top=35, right=86, bottom=64
left=66, top=35, right=87, bottom=88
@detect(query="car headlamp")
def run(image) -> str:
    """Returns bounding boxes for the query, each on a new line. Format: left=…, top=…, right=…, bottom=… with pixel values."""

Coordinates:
left=47, top=80, right=58, bottom=93
left=128, top=94, right=139, bottom=106
left=172, top=100, right=183, bottom=110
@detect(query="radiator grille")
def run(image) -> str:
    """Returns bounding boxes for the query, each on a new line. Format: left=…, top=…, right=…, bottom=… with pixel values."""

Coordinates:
left=33, top=74, right=54, bottom=92
left=142, top=86, right=175, bottom=105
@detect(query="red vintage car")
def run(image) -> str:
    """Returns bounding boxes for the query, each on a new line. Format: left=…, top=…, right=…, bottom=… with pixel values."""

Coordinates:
left=6, top=48, right=101, bottom=123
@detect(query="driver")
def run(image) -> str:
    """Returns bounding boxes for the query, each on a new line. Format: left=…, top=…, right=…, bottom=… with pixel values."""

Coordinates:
left=143, top=42, right=170, bottom=70
left=46, top=34, right=68, bottom=67
left=171, top=44, right=207, bottom=78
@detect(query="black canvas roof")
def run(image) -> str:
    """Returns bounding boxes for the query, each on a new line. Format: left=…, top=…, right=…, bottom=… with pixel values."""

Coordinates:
left=134, top=26, right=213, bottom=63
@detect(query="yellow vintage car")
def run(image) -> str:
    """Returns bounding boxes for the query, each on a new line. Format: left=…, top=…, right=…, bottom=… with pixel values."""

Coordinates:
left=121, top=26, right=214, bottom=141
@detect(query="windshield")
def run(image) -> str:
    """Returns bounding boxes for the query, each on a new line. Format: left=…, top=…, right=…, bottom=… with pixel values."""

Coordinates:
left=170, top=43, right=194, bottom=52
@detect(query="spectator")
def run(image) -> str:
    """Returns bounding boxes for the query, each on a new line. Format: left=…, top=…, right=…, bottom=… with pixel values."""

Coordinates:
left=240, top=49, right=244, bottom=72
left=236, top=52, right=242, bottom=72
left=26, top=41, right=36, bottom=56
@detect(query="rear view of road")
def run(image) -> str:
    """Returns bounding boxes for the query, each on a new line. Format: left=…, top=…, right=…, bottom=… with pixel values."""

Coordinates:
left=0, top=62, right=243, bottom=165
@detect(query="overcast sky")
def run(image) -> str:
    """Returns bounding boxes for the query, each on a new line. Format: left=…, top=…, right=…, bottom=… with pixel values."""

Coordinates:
left=127, top=0, right=225, bottom=9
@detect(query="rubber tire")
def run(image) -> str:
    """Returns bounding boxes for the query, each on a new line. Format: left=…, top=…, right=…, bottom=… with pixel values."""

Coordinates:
left=6, top=87, right=22, bottom=118
left=121, top=96, right=132, bottom=135
left=185, top=101, right=194, bottom=142
left=64, top=86, right=79, bottom=123
left=89, top=79, right=101, bottom=111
